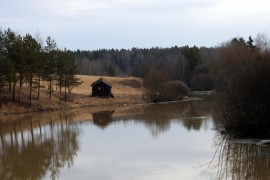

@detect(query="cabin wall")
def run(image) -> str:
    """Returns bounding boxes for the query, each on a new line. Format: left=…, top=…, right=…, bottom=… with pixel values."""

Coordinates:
left=92, top=83, right=111, bottom=97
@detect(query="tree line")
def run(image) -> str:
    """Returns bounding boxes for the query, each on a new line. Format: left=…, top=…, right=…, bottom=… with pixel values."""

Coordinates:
left=0, top=28, right=81, bottom=107
left=72, top=32, right=270, bottom=135
left=71, top=46, right=215, bottom=90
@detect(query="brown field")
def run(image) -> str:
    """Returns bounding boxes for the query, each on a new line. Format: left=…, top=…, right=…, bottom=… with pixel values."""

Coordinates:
left=73, top=75, right=144, bottom=97
left=0, top=75, right=146, bottom=117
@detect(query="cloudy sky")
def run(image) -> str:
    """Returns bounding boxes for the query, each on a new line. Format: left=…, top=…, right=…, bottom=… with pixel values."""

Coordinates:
left=1, top=0, right=270, bottom=50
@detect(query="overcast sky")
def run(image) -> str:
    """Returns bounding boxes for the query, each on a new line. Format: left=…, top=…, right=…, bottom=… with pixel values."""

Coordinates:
left=1, top=0, right=270, bottom=50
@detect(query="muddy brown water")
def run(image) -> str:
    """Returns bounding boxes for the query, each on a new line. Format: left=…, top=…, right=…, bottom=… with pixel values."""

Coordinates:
left=0, top=100, right=270, bottom=180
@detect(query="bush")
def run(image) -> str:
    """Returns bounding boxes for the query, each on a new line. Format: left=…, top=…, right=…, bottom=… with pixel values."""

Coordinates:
left=143, top=66, right=189, bottom=102
left=143, top=66, right=169, bottom=102
left=160, top=81, right=189, bottom=101
left=218, top=58, right=270, bottom=137
left=212, top=39, right=270, bottom=137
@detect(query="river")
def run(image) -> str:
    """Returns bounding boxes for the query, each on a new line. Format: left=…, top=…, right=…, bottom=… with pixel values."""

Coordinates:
left=0, top=100, right=270, bottom=180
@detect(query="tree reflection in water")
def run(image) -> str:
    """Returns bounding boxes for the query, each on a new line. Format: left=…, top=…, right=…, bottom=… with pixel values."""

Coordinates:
left=0, top=113, right=80, bottom=180
left=92, top=100, right=214, bottom=136
left=212, top=134, right=270, bottom=180
left=138, top=102, right=190, bottom=136
left=0, top=100, right=215, bottom=179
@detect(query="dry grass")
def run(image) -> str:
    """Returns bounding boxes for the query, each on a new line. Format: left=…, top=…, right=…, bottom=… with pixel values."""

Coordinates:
left=0, top=75, right=146, bottom=117
left=73, top=75, right=144, bottom=97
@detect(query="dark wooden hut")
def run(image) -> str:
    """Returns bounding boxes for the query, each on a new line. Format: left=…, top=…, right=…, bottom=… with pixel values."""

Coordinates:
left=91, top=78, right=114, bottom=98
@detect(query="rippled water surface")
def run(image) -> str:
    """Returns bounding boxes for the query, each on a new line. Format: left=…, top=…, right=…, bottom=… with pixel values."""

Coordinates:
left=1, top=100, right=270, bottom=180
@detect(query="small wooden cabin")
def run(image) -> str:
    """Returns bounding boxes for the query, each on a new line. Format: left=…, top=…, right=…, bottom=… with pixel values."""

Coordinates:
left=91, top=78, right=114, bottom=98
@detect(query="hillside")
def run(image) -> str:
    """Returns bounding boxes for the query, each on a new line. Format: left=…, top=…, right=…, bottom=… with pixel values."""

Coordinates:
left=73, top=75, right=144, bottom=97
left=0, top=76, right=146, bottom=116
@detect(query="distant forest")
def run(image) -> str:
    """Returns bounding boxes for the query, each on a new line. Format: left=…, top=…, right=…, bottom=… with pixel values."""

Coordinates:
left=71, top=46, right=215, bottom=90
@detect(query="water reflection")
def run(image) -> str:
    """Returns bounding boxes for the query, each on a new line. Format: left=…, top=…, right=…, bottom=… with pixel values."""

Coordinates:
left=92, top=111, right=114, bottom=129
left=0, top=100, right=215, bottom=180
left=1, top=100, right=269, bottom=180
left=91, top=100, right=214, bottom=136
left=212, top=134, right=270, bottom=179
left=0, top=113, right=80, bottom=180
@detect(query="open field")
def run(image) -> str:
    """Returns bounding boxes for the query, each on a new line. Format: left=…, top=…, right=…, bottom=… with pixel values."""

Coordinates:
left=0, top=75, right=146, bottom=117
left=73, top=75, right=144, bottom=97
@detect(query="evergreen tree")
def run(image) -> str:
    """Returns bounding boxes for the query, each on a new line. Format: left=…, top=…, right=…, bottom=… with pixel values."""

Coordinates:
left=181, top=46, right=201, bottom=85
left=13, top=35, right=26, bottom=105
left=3, top=29, right=19, bottom=101
left=55, top=50, right=82, bottom=102
left=0, top=29, right=6, bottom=107
left=247, top=36, right=255, bottom=48
left=44, top=36, right=57, bottom=100
left=55, top=50, right=66, bottom=104
left=36, top=51, right=46, bottom=100
left=64, top=61, right=82, bottom=101
left=23, top=33, right=42, bottom=107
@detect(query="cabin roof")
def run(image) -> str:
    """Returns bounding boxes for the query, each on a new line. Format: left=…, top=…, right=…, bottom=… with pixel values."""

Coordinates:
left=91, top=77, right=112, bottom=88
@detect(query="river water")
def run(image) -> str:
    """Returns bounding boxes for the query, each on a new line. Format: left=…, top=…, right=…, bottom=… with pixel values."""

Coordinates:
left=1, top=100, right=270, bottom=180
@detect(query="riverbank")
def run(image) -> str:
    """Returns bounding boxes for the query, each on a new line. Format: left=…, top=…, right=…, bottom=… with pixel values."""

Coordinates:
left=0, top=75, right=146, bottom=117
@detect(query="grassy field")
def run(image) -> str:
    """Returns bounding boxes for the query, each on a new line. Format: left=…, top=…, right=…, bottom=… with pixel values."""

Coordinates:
left=73, top=75, right=144, bottom=97
left=0, top=75, right=146, bottom=116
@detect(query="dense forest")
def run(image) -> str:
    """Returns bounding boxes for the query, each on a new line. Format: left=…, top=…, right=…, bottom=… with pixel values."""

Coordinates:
left=71, top=46, right=215, bottom=90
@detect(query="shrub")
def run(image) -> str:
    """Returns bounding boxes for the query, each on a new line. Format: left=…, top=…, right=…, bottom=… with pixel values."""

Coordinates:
left=143, top=66, right=169, bottom=102
left=160, top=80, right=189, bottom=101
left=212, top=38, right=270, bottom=137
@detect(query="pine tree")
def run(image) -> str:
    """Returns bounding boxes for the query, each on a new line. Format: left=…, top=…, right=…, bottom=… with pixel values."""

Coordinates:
left=23, top=33, right=42, bottom=107
left=3, top=29, right=19, bottom=102
left=0, top=29, right=6, bottom=107
left=247, top=36, right=255, bottom=48
left=44, top=36, right=57, bottom=100
left=55, top=50, right=82, bottom=102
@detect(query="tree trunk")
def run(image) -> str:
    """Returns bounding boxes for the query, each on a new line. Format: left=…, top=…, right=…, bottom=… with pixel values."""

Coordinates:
left=18, top=76, right=23, bottom=106
left=12, top=81, right=16, bottom=102
left=37, top=75, right=41, bottom=100
left=49, top=78, right=52, bottom=100
left=64, top=86, right=67, bottom=102
left=59, top=84, right=61, bottom=104
left=29, top=76, right=32, bottom=107
left=0, top=87, right=2, bottom=108
left=0, top=76, right=4, bottom=108
left=9, top=81, right=11, bottom=92
left=18, top=84, right=21, bottom=106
